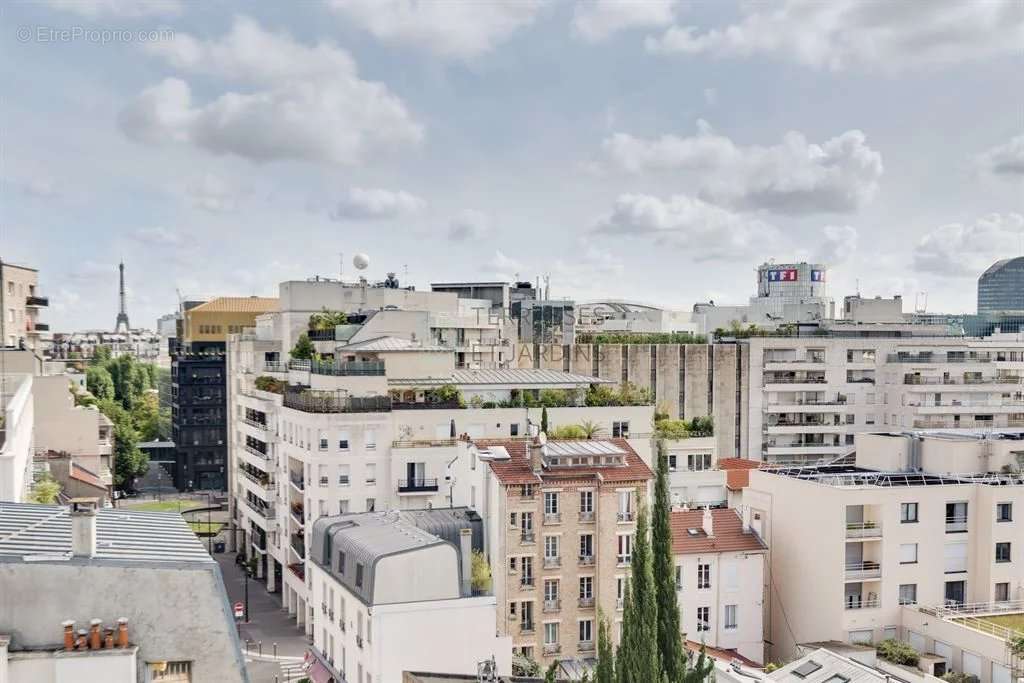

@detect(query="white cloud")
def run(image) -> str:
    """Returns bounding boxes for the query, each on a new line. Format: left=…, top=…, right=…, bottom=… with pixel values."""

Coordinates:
left=448, top=210, right=491, bottom=241
left=330, top=187, right=426, bottom=220
left=646, top=0, right=1024, bottom=71
left=131, top=226, right=181, bottom=247
left=185, top=173, right=238, bottom=213
left=977, top=135, right=1024, bottom=177
left=327, top=0, right=546, bottom=59
left=572, top=0, right=677, bottom=43
left=484, top=250, right=527, bottom=280
left=603, top=121, right=883, bottom=214
left=914, top=213, right=1024, bottom=277
left=816, top=225, right=858, bottom=265
left=593, top=193, right=778, bottom=260
left=42, top=0, right=181, bottom=17
left=119, top=17, right=423, bottom=165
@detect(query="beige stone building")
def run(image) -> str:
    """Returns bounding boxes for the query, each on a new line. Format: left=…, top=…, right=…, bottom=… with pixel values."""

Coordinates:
left=477, top=437, right=653, bottom=667
left=0, top=260, right=48, bottom=349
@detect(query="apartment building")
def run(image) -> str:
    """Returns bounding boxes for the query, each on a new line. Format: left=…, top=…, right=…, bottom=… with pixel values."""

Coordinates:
left=0, top=372, right=34, bottom=501
left=462, top=436, right=653, bottom=668
left=671, top=507, right=767, bottom=665
left=664, top=436, right=725, bottom=508
left=747, top=336, right=1024, bottom=464
left=0, top=260, right=48, bottom=349
left=743, top=433, right=1024, bottom=661
left=519, top=342, right=749, bottom=459
left=172, top=296, right=279, bottom=490
left=305, top=508, right=512, bottom=682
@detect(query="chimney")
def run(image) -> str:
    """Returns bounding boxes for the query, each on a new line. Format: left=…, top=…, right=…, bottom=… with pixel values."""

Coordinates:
left=702, top=507, right=714, bottom=538
left=88, top=619, right=101, bottom=649
left=104, top=628, right=114, bottom=649
left=742, top=506, right=752, bottom=534
left=76, top=629, right=88, bottom=650
left=459, top=528, right=473, bottom=597
left=62, top=621, right=75, bottom=651
left=529, top=436, right=546, bottom=474
left=116, top=618, right=128, bottom=648
left=70, top=498, right=99, bottom=558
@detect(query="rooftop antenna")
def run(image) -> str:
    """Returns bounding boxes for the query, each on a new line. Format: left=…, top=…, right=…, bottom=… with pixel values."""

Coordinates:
left=543, top=274, right=550, bottom=300
left=339, top=252, right=344, bottom=282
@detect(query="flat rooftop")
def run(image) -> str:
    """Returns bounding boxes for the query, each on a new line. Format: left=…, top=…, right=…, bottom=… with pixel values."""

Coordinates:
left=766, top=465, right=1024, bottom=489
left=389, top=367, right=613, bottom=387
left=0, top=502, right=212, bottom=564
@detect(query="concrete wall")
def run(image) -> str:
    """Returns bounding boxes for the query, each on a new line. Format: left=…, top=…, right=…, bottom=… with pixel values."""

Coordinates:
left=0, top=559, right=247, bottom=683
left=375, top=545, right=460, bottom=605
left=33, top=375, right=105, bottom=456
left=6, top=647, right=137, bottom=683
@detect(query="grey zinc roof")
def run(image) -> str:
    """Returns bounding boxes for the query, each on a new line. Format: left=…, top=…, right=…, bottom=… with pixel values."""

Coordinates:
left=337, top=336, right=449, bottom=352
left=388, top=367, right=613, bottom=387
left=770, top=649, right=888, bottom=683
left=0, top=502, right=212, bottom=564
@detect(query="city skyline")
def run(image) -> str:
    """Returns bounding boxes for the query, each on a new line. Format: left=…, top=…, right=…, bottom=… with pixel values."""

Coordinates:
left=3, top=1, right=1023, bottom=331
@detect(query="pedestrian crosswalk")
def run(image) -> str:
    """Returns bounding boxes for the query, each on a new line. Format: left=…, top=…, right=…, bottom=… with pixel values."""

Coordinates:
left=279, top=661, right=306, bottom=682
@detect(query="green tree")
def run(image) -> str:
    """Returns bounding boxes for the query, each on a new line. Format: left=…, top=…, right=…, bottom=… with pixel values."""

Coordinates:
left=430, top=383, right=464, bottom=406
left=290, top=333, right=315, bottom=360
left=470, top=550, right=492, bottom=593
left=653, top=441, right=684, bottom=680
left=309, top=308, right=348, bottom=330
left=132, top=392, right=163, bottom=441
left=617, top=503, right=660, bottom=683
left=683, top=648, right=714, bottom=683
left=90, top=345, right=112, bottom=366
left=595, top=613, right=615, bottom=683
left=541, top=406, right=549, bottom=433
left=29, top=474, right=62, bottom=504
left=86, top=366, right=115, bottom=401
left=112, top=421, right=149, bottom=488
left=544, top=660, right=559, bottom=683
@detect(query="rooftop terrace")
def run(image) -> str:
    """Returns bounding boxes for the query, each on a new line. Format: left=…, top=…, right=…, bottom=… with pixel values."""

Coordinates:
left=766, top=465, right=1024, bottom=488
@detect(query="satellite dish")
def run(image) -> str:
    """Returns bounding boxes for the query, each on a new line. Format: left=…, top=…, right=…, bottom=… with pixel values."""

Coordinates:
left=353, top=253, right=370, bottom=270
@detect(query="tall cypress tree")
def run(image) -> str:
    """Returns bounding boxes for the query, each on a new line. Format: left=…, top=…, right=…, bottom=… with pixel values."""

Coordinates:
left=618, top=502, right=660, bottom=683
left=596, top=612, right=615, bottom=683
left=653, top=439, right=685, bottom=679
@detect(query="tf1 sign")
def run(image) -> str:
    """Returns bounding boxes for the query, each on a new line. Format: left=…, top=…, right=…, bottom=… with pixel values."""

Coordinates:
left=766, top=269, right=798, bottom=282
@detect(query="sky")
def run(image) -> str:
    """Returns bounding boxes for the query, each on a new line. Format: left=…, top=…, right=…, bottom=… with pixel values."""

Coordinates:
left=2, top=0, right=1022, bottom=331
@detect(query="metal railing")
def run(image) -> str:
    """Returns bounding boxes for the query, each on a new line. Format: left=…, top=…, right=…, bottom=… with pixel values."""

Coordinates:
left=520, top=576, right=535, bottom=588
left=579, top=640, right=595, bottom=652
left=763, top=377, right=828, bottom=384
left=844, top=597, right=881, bottom=610
left=578, top=596, right=595, bottom=609
left=243, top=418, right=269, bottom=431
left=283, top=389, right=391, bottom=414
left=945, top=516, right=968, bottom=533
left=263, top=361, right=288, bottom=373
left=26, top=295, right=49, bottom=307
left=543, top=644, right=561, bottom=655
left=290, top=474, right=305, bottom=491
left=846, top=521, right=883, bottom=539
left=543, top=512, right=562, bottom=525
left=244, top=443, right=269, bottom=460
left=242, top=498, right=273, bottom=519
left=578, top=511, right=595, bottom=523
left=543, top=556, right=561, bottom=569
left=543, top=599, right=561, bottom=613
left=306, top=360, right=385, bottom=376
left=520, top=531, right=535, bottom=544
left=578, top=555, right=595, bottom=567
left=888, top=354, right=993, bottom=364
left=240, top=468, right=273, bottom=489
left=392, top=439, right=457, bottom=448
left=397, top=478, right=439, bottom=493
left=617, top=511, right=634, bottom=522
left=844, top=561, right=881, bottom=580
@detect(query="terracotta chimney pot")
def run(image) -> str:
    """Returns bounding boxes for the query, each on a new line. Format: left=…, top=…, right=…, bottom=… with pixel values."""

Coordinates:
left=62, top=621, right=75, bottom=651
left=89, top=619, right=102, bottom=649
left=116, top=618, right=129, bottom=648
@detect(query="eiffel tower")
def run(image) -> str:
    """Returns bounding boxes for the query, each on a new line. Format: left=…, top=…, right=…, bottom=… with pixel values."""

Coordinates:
left=114, top=260, right=131, bottom=333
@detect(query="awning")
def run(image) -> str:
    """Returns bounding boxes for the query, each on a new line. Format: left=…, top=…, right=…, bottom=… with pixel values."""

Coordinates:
left=304, top=658, right=335, bottom=683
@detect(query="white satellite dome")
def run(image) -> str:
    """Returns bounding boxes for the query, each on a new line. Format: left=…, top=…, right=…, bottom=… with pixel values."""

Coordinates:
left=353, top=253, right=370, bottom=270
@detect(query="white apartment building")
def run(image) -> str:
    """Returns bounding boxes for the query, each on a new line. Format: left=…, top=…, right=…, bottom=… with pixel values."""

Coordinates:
left=671, top=507, right=767, bottom=665
left=0, top=372, right=34, bottom=502
left=747, top=336, right=1024, bottom=463
left=743, top=432, right=1024, bottom=662
left=226, top=280, right=657, bottom=637
left=664, top=436, right=726, bottom=508
left=305, top=509, right=512, bottom=682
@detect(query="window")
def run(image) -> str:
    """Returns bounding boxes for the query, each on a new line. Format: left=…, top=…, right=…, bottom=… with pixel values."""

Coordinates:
left=900, top=502, right=918, bottom=523
left=544, top=535, right=559, bottom=560
left=544, top=622, right=559, bottom=646
left=688, top=453, right=712, bottom=471
left=355, top=564, right=364, bottom=588
left=318, top=464, right=329, bottom=487
left=724, top=604, right=738, bottom=630
left=612, top=420, right=629, bottom=438
left=338, top=465, right=350, bottom=486
left=997, top=502, right=1013, bottom=522
left=898, top=584, right=917, bottom=605
left=510, top=423, right=519, bottom=436
left=697, top=563, right=711, bottom=590
left=996, top=542, right=1011, bottom=563
left=364, top=429, right=376, bottom=450
left=579, top=534, right=593, bottom=559
left=151, top=661, right=192, bottom=681
left=579, top=619, right=593, bottom=644
left=996, top=582, right=1011, bottom=602
left=667, top=454, right=677, bottom=471
left=337, top=551, right=346, bottom=574
left=365, top=463, right=376, bottom=485
left=900, top=543, right=918, bottom=564
left=579, top=490, right=593, bottom=514
left=616, top=577, right=626, bottom=608
left=946, top=501, right=968, bottom=532
left=696, top=606, right=710, bottom=632
left=617, top=490, right=633, bottom=521
left=544, top=492, right=559, bottom=515
left=792, top=661, right=823, bottom=678
left=338, top=432, right=350, bottom=450
left=617, top=535, right=633, bottom=565
left=579, top=576, right=593, bottom=600
left=544, top=579, right=559, bottom=602
left=319, top=436, right=328, bottom=450
left=510, top=512, right=518, bottom=528
left=365, top=498, right=375, bottom=512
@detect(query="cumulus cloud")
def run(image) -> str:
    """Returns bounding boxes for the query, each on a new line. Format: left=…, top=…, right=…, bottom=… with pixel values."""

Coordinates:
left=593, top=193, right=778, bottom=260
left=645, top=0, right=1024, bottom=71
left=572, top=0, right=677, bottom=42
left=914, top=213, right=1024, bottom=277
left=816, top=225, right=858, bottom=265
left=131, top=226, right=181, bottom=247
left=119, top=17, right=423, bottom=165
left=977, top=135, right=1024, bottom=177
left=330, top=187, right=426, bottom=220
left=448, top=210, right=491, bottom=241
left=327, top=0, right=545, bottom=59
left=185, top=173, right=238, bottom=213
left=603, top=121, right=883, bottom=214
left=42, top=0, right=181, bottom=16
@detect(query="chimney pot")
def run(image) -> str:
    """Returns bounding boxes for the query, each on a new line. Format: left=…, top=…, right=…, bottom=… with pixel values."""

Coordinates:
left=70, top=498, right=100, bottom=558
left=104, top=628, right=115, bottom=649
left=89, top=619, right=102, bottom=649
left=116, top=618, right=129, bottom=648
left=62, top=620, right=75, bottom=651
left=702, top=507, right=714, bottom=538
left=76, top=629, right=88, bottom=650
left=742, top=506, right=752, bottom=534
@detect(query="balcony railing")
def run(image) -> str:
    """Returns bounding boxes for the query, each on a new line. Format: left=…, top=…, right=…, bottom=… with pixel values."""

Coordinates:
left=520, top=623, right=535, bottom=635
left=304, top=359, right=386, bottom=376
left=240, top=468, right=274, bottom=490
left=888, top=354, right=992, bottom=364
left=578, top=596, right=595, bottom=609
left=26, top=295, right=49, bottom=307
left=283, top=389, right=391, bottom=414
left=244, top=443, right=269, bottom=460
left=243, top=418, right=269, bottom=431
left=844, top=561, right=881, bottom=580
left=397, top=478, right=439, bottom=493
left=578, top=555, right=595, bottom=567
left=290, top=536, right=306, bottom=559
left=845, top=522, right=883, bottom=539
left=543, top=556, right=561, bottom=569
left=844, top=597, right=881, bottom=610
left=617, top=511, right=634, bottom=523
left=520, top=531, right=535, bottom=544
left=290, top=474, right=305, bottom=491
left=579, top=640, right=595, bottom=653
left=945, top=516, right=968, bottom=533
left=578, top=511, right=595, bottom=523
left=763, top=377, right=827, bottom=384
left=543, top=599, right=561, bottom=613
left=543, top=644, right=561, bottom=655
left=263, top=361, right=288, bottom=373
left=392, top=439, right=457, bottom=448
left=242, top=498, right=273, bottom=519
left=520, top=576, right=535, bottom=589
left=543, top=512, right=562, bottom=525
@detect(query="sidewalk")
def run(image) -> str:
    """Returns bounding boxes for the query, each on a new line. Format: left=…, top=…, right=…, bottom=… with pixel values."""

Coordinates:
left=215, top=550, right=310, bottom=659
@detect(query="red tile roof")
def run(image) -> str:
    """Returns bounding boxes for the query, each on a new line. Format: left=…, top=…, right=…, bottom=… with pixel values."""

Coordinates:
left=686, top=640, right=761, bottom=669
left=670, top=508, right=766, bottom=554
left=718, top=458, right=761, bottom=491
left=480, top=438, right=653, bottom=486
left=70, top=463, right=105, bottom=489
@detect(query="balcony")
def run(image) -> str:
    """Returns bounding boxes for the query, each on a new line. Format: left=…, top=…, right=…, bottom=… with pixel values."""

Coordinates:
left=283, top=389, right=391, bottom=414
left=520, top=623, right=535, bottom=636
left=520, top=576, right=535, bottom=589
left=244, top=443, right=269, bottom=461
left=240, top=467, right=274, bottom=490
left=578, top=640, right=595, bottom=653
left=287, top=563, right=305, bottom=580
left=290, top=535, right=306, bottom=559
left=617, top=511, right=634, bottom=523
left=543, top=512, right=562, bottom=526
left=520, top=531, right=535, bottom=544
left=844, top=561, right=881, bottom=581
left=397, top=478, right=439, bottom=494
left=844, top=597, right=881, bottom=610
left=946, top=516, right=968, bottom=533
left=888, top=354, right=992, bottom=364
left=242, top=498, right=274, bottom=520
left=543, top=599, right=561, bottom=613
left=578, top=555, right=595, bottom=567
left=290, top=504, right=305, bottom=527
left=845, top=521, right=882, bottom=540
left=543, top=644, right=561, bottom=656
left=26, top=295, right=49, bottom=307
left=243, top=417, right=269, bottom=431
left=392, top=438, right=457, bottom=448
left=309, top=359, right=385, bottom=377
left=617, top=555, right=632, bottom=567
left=29, top=322, right=49, bottom=332
left=543, top=556, right=561, bottom=569
left=578, top=511, right=595, bottom=523
left=578, top=596, right=595, bottom=609
left=289, top=473, right=305, bottom=492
